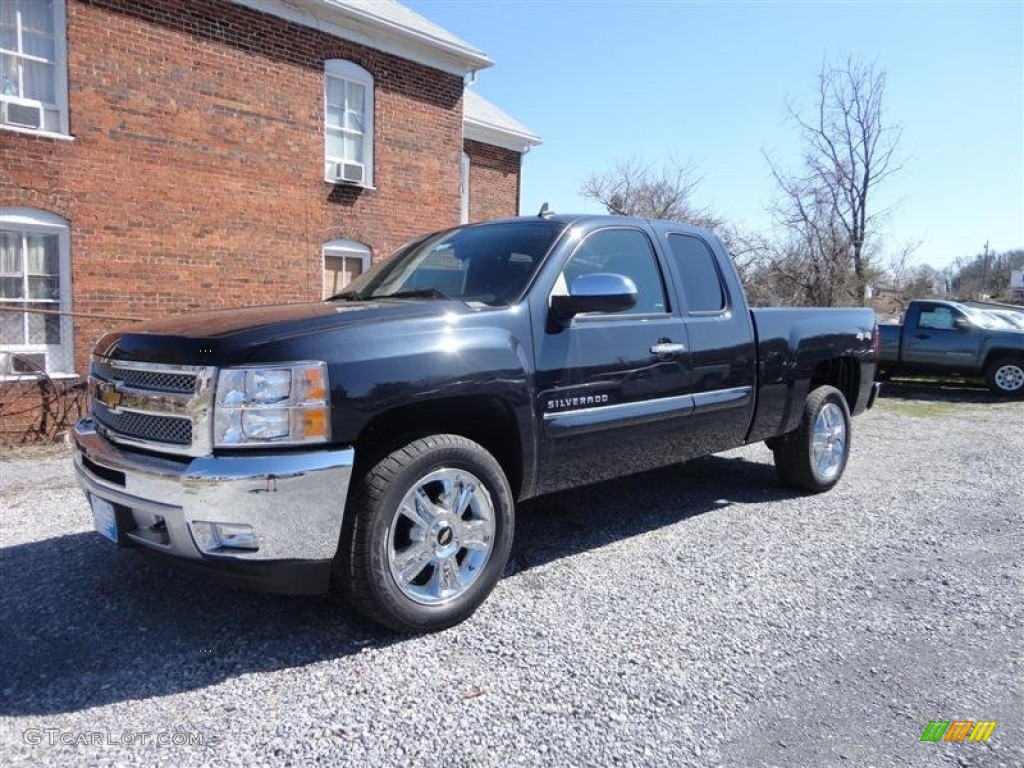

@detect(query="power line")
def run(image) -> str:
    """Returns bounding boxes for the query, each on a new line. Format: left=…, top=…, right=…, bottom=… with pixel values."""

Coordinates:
left=980, top=240, right=990, bottom=299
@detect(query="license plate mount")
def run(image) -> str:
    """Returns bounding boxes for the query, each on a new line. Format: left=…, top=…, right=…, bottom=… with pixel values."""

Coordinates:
left=90, top=494, right=118, bottom=543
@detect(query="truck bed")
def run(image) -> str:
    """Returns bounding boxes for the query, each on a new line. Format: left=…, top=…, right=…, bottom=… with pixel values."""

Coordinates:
left=747, top=307, right=877, bottom=443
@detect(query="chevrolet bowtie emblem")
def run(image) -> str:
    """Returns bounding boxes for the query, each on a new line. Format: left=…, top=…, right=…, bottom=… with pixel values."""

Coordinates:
left=96, top=381, right=123, bottom=410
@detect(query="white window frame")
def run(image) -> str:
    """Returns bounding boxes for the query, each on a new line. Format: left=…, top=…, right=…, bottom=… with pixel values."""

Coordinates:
left=322, top=239, right=371, bottom=298
left=460, top=151, right=471, bottom=224
left=0, top=0, right=70, bottom=138
left=324, top=60, right=374, bottom=188
left=0, top=207, right=73, bottom=377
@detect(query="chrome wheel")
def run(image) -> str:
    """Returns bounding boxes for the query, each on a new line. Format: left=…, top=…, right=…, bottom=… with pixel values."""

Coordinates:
left=811, top=402, right=847, bottom=482
left=993, top=363, right=1024, bottom=393
left=387, top=468, right=495, bottom=606
left=773, top=385, right=851, bottom=493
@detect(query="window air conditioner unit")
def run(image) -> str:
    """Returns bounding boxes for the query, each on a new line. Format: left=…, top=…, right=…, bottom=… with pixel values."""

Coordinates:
left=332, top=161, right=365, bottom=185
left=0, top=351, right=47, bottom=376
left=1, top=97, right=44, bottom=130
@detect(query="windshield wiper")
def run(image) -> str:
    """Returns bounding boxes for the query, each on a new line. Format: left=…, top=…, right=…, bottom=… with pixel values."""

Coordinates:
left=327, top=290, right=363, bottom=301
left=377, top=288, right=449, bottom=300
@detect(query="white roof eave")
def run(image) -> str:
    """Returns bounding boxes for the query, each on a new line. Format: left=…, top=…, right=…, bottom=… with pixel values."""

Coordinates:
left=230, top=0, right=494, bottom=76
left=464, top=117, right=541, bottom=154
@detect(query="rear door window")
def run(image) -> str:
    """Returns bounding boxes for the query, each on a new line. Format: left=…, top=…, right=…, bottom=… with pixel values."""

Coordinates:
left=666, top=234, right=725, bottom=313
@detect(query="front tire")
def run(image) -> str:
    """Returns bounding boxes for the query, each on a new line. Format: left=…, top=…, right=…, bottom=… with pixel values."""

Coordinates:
left=337, top=434, right=514, bottom=633
left=985, top=357, right=1024, bottom=397
left=772, top=385, right=851, bottom=492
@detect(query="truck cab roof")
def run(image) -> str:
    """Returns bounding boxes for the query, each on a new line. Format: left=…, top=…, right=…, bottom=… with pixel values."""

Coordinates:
left=482, top=213, right=721, bottom=241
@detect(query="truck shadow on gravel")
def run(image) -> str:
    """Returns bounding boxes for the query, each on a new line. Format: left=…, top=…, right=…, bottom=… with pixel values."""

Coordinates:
left=0, top=453, right=795, bottom=717
left=878, top=377, right=1002, bottom=404
left=510, top=453, right=787, bottom=573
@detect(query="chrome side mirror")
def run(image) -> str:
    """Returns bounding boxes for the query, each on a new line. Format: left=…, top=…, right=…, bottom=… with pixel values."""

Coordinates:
left=550, top=273, right=638, bottom=319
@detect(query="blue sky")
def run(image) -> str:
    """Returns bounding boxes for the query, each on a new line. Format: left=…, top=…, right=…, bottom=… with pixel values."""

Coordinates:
left=407, top=0, right=1024, bottom=269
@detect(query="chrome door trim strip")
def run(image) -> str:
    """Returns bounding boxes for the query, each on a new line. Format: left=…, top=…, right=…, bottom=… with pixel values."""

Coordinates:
left=692, top=385, right=753, bottom=413
left=543, top=393, right=695, bottom=433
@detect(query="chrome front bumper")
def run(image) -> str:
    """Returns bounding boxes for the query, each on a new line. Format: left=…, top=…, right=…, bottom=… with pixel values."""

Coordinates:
left=73, top=418, right=354, bottom=590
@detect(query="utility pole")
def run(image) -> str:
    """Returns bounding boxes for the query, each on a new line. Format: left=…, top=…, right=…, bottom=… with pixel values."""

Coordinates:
left=980, top=241, right=990, bottom=299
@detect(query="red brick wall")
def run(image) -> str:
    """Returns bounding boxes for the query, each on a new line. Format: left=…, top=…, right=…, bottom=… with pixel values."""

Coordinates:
left=0, top=0, right=471, bottom=372
left=464, top=139, right=521, bottom=223
left=0, top=379, right=88, bottom=444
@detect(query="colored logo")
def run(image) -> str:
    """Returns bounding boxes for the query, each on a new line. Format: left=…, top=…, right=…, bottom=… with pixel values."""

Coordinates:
left=95, top=380, right=123, bottom=410
left=920, top=721, right=997, bottom=742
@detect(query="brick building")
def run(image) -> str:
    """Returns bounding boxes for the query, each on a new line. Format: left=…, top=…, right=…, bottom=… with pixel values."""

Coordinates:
left=0, top=0, right=540, bottom=378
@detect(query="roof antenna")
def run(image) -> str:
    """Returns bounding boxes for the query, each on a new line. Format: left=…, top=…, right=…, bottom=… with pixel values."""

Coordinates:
left=538, top=202, right=554, bottom=219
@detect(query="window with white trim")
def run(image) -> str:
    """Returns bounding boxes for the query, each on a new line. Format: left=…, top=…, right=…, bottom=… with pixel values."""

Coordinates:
left=323, top=240, right=371, bottom=297
left=0, top=0, right=69, bottom=135
left=460, top=151, right=471, bottom=224
left=0, top=208, right=73, bottom=376
left=324, top=60, right=373, bottom=187
left=559, top=228, right=668, bottom=315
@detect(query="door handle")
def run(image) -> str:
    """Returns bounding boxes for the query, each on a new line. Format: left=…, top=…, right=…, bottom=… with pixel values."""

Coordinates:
left=914, top=333, right=930, bottom=340
left=650, top=341, right=686, bottom=356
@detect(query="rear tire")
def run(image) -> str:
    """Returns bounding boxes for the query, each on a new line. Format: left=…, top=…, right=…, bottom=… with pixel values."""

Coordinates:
left=336, top=434, right=514, bottom=633
left=772, top=385, right=851, bottom=493
left=985, top=357, right=1024, bottom=397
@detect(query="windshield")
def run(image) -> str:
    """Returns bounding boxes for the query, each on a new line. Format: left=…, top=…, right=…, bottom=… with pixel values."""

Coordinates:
left=334, top=220, right=566, bottom=306
left=997, top=312, right=1024, bottom=329
left=965, top=307, right=1015, bottom=330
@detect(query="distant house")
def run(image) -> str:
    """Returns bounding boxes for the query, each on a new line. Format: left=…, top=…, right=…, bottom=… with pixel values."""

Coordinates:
left=1011, top=269, right=1024, bottom=300
left=0, top=0, right=540, bottom=377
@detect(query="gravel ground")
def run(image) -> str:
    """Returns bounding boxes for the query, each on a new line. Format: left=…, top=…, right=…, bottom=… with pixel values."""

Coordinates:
left=1, top=382, right=1021, bottom=767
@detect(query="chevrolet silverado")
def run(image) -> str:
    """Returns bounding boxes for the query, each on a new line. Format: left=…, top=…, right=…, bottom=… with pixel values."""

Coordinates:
left=74, top=214, right=881, bottom=632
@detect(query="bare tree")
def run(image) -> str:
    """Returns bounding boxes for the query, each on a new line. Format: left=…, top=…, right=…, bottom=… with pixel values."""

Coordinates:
left=949, top=247, right=1024, bottom=300
left=884, top=237, right=928, bottom=300
left=769, top=54, right=903, bottom=304
left=580, top=158, right=722, bottom=229
left=899, top=264, right=945, bottom=300
left=886, top=241, right=916, bottom=290
left=719, top=228, right=775, bottom=305
left=580, top=158, right=777, bottom=299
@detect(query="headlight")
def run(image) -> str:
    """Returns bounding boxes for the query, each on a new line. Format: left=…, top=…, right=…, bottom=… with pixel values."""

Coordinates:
left=214, top=362, right=329, bottom=447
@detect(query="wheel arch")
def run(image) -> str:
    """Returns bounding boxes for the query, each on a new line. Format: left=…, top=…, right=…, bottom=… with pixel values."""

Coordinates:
left=983, top=347, right=1024, bottom=371
left=983, top=350, right=1024, bottom=396
left=808, top=356, right=861, bottom=411
left=351, top=395, right=526, bottom=499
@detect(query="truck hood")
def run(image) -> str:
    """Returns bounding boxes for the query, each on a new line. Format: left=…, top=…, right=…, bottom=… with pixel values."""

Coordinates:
left=94, top=300, right=478, bottom=366
left=986, top=327, right=1024, bottom=341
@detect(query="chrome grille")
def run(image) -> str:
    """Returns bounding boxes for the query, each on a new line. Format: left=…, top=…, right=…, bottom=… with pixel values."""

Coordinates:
left=88, top=357, right=215, bottom=456
left=93, top=402, right=193, bottom=445
left=91, top=361, right=197, bottom=394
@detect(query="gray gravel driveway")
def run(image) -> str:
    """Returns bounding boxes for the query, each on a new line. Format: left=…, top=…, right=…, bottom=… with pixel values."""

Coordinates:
left=1, top=382, right=1021, bottom=767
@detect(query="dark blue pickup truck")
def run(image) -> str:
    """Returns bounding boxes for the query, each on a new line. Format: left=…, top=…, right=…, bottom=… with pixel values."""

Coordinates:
left=878, top=299, right=1024, bottom=396
left=74, top=214, right=879, bottom=631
